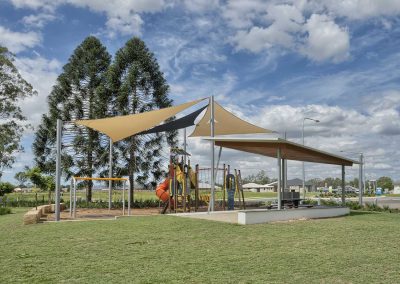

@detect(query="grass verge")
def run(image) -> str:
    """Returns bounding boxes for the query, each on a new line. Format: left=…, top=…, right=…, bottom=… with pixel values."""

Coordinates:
left=1, top=209, right=400, bottom=283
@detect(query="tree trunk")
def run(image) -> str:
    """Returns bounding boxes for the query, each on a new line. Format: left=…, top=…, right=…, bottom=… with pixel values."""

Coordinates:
left=87, top=128, right=94, bottom=202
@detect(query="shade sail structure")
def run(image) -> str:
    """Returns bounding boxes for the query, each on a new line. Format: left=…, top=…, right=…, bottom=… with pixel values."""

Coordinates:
left=137, top=105, right=207, bottom=135
left=190, top=101, right=273, bottom=137
left=204, top=137, right=358, bottom=166
left=75, top=98, right=205, bottom=142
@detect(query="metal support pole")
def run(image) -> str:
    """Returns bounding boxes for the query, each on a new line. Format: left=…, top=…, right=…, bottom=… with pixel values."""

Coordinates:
left=108, top=138, right=112, bottom=210
left=341, top=165, right=346, bottom=205
left=127, top=180, right=131, bottom=216
left=195, top=164, right=199, bottom=212
left=281, top=159, right=286, bottom=195
left=183, top=128, right=187, bottom=165
left=122, top=181, right=125, bottom=216
left=222, top=163, right=226, bottom=211
left=359, top=154, right=363, bottom=206
left=69, top=178, right=73, bottom=218
left=214, top=146, right=223, bottom=181
left=284, top=132, right=288, bottom=193
left=209, top=96, right=215, bottom=212
left=73, top=178, right=77, bottom=219
left=55, top=119, right=62, bottom=221
left=302, top=120, right=306, bottom=200
left=277, top=148, right=282, bottom=210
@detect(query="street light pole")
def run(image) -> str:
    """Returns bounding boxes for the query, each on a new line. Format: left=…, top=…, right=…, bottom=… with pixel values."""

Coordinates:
left=302, top=117, right=320, bottom=200
left=340, top=151, right=364, bottom=206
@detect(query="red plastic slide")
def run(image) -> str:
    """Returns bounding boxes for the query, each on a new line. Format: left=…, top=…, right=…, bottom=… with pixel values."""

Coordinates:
left=155, top=178, right=170, bottom=202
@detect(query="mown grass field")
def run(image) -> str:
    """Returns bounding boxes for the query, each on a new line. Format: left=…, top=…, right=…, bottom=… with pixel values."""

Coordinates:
left=1, top=208, right=400, bottom=283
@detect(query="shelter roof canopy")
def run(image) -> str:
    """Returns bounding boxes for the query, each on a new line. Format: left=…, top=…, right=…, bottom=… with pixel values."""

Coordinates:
left=204, top=137, right=358, bottom=166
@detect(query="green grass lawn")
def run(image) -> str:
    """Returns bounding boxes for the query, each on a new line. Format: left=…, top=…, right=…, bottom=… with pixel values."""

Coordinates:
left=1, top=209, right=400, bottom=283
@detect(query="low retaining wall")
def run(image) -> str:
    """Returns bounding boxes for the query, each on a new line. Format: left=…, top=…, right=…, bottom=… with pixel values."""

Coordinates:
left=237, top=207, right=350, bottom=225
left=174, top=207, right=350, bottom=225
left=23, top=203, right=65, bottom=225
left=176, top=211, right=238, bottom=223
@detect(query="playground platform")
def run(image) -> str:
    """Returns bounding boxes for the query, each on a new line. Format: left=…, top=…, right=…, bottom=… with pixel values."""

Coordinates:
left=174, top=206, right=350, bottom=225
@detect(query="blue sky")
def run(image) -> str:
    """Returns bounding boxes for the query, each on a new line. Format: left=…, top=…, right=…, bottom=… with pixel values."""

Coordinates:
left=1, top=0, right=400, bottom=183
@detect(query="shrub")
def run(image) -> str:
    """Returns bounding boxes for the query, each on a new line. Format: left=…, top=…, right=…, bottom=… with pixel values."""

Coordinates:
left=365, top=202, right=382, bottom=212
left=1, top=198, right=51, bottom=208
left=303, top=199, right=318, bottom=205
left=0, top=207, right=12, bottom=215
left=346, top=201, right=363, bottom=210
left=321, top=199, right=339, bottom=207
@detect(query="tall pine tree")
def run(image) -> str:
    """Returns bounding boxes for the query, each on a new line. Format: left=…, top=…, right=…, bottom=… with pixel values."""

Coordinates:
left=109, top=37, right=176, bottom=202
left=33, top=36, right=111, bottom=201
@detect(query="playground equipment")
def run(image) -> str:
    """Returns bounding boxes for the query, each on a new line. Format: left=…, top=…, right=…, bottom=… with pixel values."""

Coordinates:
left=53, top=97, right=275, bottom=221
left=154, top=148, right=246, bottom=213
left=70, top=176, right=129, bottom=218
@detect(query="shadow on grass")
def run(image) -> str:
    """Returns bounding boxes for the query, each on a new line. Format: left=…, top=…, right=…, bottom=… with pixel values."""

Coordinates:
left=349, top=210, right=377, bottom=216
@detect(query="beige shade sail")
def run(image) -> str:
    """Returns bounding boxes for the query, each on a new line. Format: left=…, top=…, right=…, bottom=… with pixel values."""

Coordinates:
left=75, top=98, right=205, bottom=142
left=190, top=101, right=274, bottom=137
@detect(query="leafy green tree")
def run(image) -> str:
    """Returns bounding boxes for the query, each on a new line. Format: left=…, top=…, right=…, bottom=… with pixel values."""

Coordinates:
left=243, top=170, right=271, bottom=184
left=349, top=178, right=359, bottom=188
left=14, top=171, right=28, bottom=187
left=0, top=46, right=36, bottom=179
left=307, top=178, right=324, bottom=187
left=23, top=166, right=55, bottom=204
left=0, top=182, right=14, bottom=196
left=109, top=37, right=177, bottom=202
left=33, top=36, right=111, bottom=201
left=377, top=176, right=393, bottom=191
left=323, top=177, right=342, bottom=188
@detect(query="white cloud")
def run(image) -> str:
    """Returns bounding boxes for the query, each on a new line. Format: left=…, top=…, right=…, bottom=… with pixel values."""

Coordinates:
left=14, top=56, right=62, bottom=128
left=22, top=13, right=57, bottom=28
left=105, top=13, right=143, bottom=37
left=230, top=3, right=350, bottom=63
left=66, top=0, right=167, bottom=37
left=0, top=26, right=42, bottom=53
left=302, top=14, right=350, bottom=62
left=222, top=0, right=267, bottom=29
left=267, top=95, right=285, bottom=103
left=223, top=0, right=400, bottom=63
left=10, top=0, right=169, bottom=37
left=183, top=0, right=219, bottom=12
left=231, top=3, right=304, bottom=52
left=311, top=0, right=400, bottom=20
left=10, top=0, right=61, bottom=11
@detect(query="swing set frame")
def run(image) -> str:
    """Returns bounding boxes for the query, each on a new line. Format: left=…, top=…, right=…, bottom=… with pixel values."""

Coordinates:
left=70, top=176, right=130, bottom=218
